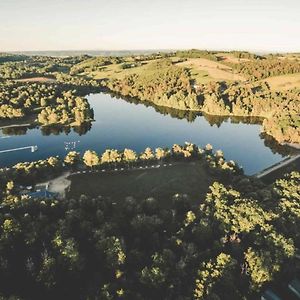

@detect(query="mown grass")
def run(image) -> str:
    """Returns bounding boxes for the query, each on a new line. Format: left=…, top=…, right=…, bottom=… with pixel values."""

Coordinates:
left=83, top=56, right=247, bottom=84
left=68, top=161, right=224, bottom=208
left=175, top=58, right=246, bottom=84
left=83, top=59, right=158, bottom=80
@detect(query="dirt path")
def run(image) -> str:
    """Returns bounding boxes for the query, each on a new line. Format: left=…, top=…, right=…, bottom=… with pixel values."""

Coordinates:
left=14, top=77, right=56, bottom=83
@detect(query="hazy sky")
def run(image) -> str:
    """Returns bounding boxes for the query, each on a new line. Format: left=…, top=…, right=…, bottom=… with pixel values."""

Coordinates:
left=1, top=0, right=299, bottom=52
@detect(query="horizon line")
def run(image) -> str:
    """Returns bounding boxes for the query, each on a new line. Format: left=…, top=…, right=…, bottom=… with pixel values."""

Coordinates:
left=2, top=47, right=300, bottom=55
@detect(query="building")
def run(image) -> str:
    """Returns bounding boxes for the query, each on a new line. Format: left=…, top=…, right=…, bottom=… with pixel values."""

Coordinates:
left=28, top=190, right=58, bottom=199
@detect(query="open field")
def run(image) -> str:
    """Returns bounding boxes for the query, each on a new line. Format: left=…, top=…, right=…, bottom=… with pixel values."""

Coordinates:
left=278, top=54, right=300, bottom=61
left=175, top=58, right=246, bottom=83
left=263, top=73, right=300, bottom=90
left=68, top=161, right=223, bottom=207
left=85, top=57, right=247, bottom=84
left=84, top=59, right=155, bottom=80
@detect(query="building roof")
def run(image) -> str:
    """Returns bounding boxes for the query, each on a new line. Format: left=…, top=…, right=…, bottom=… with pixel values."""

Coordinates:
left=28, top=190, right=57, bottom=199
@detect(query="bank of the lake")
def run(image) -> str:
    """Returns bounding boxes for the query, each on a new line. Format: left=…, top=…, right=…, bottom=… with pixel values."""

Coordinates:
left=0, top=92, right=296, bottom=175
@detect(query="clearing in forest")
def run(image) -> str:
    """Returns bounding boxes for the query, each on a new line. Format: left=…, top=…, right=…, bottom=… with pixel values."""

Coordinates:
left=264, top=73, right=300, bottom=90
left=176, top=58, right=246, bottom=84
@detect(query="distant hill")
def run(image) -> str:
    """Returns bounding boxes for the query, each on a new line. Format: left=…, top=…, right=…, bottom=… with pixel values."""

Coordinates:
left=7, top=49, right=175, bottom=57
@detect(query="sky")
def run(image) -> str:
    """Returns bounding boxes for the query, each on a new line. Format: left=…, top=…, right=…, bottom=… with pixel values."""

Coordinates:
left=0, top=0, right=299, bottom=52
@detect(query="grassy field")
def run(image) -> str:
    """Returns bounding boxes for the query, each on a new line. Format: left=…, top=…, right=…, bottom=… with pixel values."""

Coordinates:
left=175, top=58, right=246, bottom=84
left=83, top=56, right=247, bottom=84
left=67, top=161, right=223, bottom=207
left=263, top=73, right=300, bottom=90
left=84, top=59, right=156, bottom=80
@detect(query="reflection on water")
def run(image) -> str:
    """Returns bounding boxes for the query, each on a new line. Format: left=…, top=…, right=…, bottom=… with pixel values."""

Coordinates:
left=1, top=122, right=92, bottom=137
left=0, top=92, right=296, bottom=174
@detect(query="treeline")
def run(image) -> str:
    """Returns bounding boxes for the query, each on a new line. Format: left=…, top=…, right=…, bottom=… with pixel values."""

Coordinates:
left=0, top=122, right=92, bottom=137
left=0, top=143, right=240, bottom=194
left=232, top=58, right=300, bottom=80
left=174, top=50, right=262, bottom=61
left=175, top=49, right=218, bottom=61
left=263, top=113, right=300, bottom=144
left=0, top=55, right=87, bottom=79
left=69, top=52, right=173, bottom=75
left=0, top=81, right=94, bottom=126
left=55, top=73, right=100, bottom=90
left=0, top=61, right=49, bottom=80
left=229, top=51, right=262, bottom=60
left=0, top=53, right=27, bottom=64
left=0, top=161, right=299, bottom=299
left=104, top=59, right=200, bottom=110
left=198, top=81, right=300, bottom=144
left=70, top=56, right=124, bottom=75
left=78, top=143, right=240, bottom=174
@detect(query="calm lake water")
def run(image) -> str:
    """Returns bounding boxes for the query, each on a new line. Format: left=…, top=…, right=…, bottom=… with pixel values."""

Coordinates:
left=0, top=93, right=293, bottom=175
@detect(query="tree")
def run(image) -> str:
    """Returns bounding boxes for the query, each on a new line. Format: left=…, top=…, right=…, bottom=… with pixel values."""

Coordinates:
left=64, top=151, right=80, bottom=168
left=194, top=253, right=236, bottom=299
left=83, top=150, right=99, bottom=169
left=123, top=148, right=137, bottom=165
left=101, top=149, right=122, bottom=165
left=155, top=148, right=169, bottom=160
left=140, top=147, right=155, bottom=162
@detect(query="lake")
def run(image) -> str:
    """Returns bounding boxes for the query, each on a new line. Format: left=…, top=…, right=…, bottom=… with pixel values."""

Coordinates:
left=0, top=93, right=294, bottom=175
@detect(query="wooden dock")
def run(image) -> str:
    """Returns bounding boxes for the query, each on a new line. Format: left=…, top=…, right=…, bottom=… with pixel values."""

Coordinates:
left=0, top=145, right=38, bottom=154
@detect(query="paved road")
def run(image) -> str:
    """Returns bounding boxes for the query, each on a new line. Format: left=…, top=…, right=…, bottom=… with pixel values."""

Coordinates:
left=255, top=154, right=300, bottom=179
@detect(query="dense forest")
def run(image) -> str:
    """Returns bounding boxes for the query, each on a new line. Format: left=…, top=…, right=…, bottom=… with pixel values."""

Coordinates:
left=102, top=59, right=299, bottom=144
left=0, top=82, right=94, bottom=127
left=105, top=60, right=199, bottom=111
left=0, top=149, right=299, bottom=299
left=198, top=81, right=300, bottom=144
left=231, top=58, right=300, bottom=80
